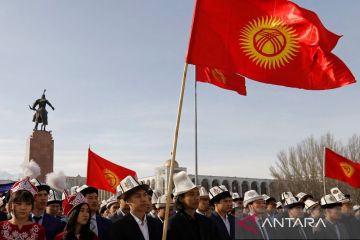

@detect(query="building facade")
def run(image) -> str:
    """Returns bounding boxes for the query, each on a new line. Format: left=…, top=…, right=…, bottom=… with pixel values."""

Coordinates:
left=139, top=160, right=275, bottom=197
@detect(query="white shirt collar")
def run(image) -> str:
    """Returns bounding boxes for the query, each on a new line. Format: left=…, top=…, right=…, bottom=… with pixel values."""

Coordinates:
left=130, top=212, right=147, bottom=225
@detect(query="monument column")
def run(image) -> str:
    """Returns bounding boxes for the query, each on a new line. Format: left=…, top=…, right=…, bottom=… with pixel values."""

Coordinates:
left=26, top=131, right=54, bottom=182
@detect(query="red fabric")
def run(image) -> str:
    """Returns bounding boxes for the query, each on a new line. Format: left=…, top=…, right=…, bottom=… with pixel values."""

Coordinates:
left=86, top=149, right=136, bottom=193
left=0, top=221, right=45, bottom=240
left=54, top=232, right=99, bottom=240
left=187, top=0, right=356, bottom=90
left=196, top=66, right=247, bottom=95
left=325, top=148, right=360, bottom=188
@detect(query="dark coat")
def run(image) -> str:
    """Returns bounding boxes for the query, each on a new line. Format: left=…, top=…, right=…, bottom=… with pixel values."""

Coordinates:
left=109, top=209, right=126, bottom=223
left=109, top=213, right=163, bottom=240
left=210, top=211, right=235, bottom=240
left=339, top=214, right=360, bottom=239
left=41, top=213, right=65, bottom=240
left=0, top=211, right=7, bottom=222
left=313, top=218, right=349, bottom=239
left=96, top=214, right=112, bottom=240
left=167, top=211, right=219, bottom=240
left=235, top=214, right=276, bottom=240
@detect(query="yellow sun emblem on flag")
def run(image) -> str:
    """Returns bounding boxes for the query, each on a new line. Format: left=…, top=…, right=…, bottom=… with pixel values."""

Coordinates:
left=239, top=16, right=299, bottom=69
left=340, top=162, right=355, bottom=178
left=103, top=169, right=120, bottom=188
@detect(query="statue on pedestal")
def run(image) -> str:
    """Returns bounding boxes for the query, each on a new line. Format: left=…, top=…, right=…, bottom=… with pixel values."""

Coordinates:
left=29, top=89, right=55, bottom=131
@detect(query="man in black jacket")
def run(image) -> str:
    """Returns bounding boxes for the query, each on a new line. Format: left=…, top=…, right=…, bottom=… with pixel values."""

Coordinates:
left=209, top=185, right=235, bottom=240
left=167, top=171, right=219, bottom=240
left=313, top=194, right=349, bottom=239
left=330, top=187, right=360, bottom=239
left=110, top=175, right=162, bottom=240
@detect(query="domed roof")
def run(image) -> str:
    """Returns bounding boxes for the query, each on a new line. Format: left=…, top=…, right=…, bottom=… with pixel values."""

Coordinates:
left=165, top=159, right=179, bottom=168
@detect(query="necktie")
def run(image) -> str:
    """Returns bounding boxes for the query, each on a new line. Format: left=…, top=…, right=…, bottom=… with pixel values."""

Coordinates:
left=90, top=217, right=98, bottom=236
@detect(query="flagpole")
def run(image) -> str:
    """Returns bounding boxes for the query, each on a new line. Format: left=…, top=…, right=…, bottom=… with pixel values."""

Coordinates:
left=323, top=147, right=326, bottom=195
left=194, top=77, right=199, bottom=185
left=162, top=63, right=189, bottom=240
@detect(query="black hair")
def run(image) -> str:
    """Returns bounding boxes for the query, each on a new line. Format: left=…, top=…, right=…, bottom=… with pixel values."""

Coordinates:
left=211, top=192, right=232, bottom=205
left=80, top=187, right=98, bottom=197
left=123, top=186, right=149, bottom=201
left=9, top=190, right=34, bottom=209
left=63, top=203, right=96, bottom=240
left=174, top=194, right=185, bottom=212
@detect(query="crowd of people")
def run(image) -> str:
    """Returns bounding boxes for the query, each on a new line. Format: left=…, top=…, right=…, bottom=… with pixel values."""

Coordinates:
left=0, top=170, right=360, bottom=240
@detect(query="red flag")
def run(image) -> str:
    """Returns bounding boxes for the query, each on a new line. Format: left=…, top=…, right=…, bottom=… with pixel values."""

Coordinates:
left=86, top=149, right=137, bottom=193
left=196, top=66, right=247, bottom=95
left=186, top=0, right=356, bottom=90
left=325, top=148, right=360, bottom=188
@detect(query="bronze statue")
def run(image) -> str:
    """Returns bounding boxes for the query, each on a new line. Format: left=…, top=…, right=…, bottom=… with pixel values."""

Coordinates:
left=29, top=89, right=55, bottom=131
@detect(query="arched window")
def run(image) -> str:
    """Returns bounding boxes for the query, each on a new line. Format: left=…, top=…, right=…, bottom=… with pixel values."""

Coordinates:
left=201, top=179, right=210, bottom=191
left=222, top=180, right=230, bottom=190
left=212, top=179, right=219, bottom=187
left=232, top=181, right=239, bottom=193
left=251, top=181, right=258, bottom=192
left=242, top=181, right=249, bottom=196
left=260, top=182, right=267, bottom=194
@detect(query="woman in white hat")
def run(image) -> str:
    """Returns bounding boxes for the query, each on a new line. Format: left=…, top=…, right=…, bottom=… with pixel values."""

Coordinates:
left=0, top=178, right=46, bottom=240
left=167, top=171, right=218, bottom=240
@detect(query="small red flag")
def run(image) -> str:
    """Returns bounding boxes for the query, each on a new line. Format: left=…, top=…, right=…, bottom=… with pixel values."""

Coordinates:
left=196, top=66, right=247, bottom=96
left=86, top=148, right=137, bottom=193
left=325, top=148, right=360, bottom=188
left=187, top=0, right=356, bottom=90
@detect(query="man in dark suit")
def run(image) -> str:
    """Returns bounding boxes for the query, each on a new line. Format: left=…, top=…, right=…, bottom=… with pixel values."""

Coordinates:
left=209, top=185, right=235, bottom=240
left=78, top=185, right=112, bottom=240
left=110, top=175, right=162, bottom=240
left=275, top=192, right=311, bottom=239
left=30, top=180, right=64, bottom=240
left=236, top=190, right=276, bottom=240
left=313, top=194, right=349, bottom=239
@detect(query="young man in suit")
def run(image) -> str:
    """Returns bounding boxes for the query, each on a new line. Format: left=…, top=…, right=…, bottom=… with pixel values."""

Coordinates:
left=167, top=171, right=219, bottom=240
left=78, top=185, right=112, bottom=240
left=236, top=190, right=274, bottom=240
left=313, top=194, right=349, bottom=239
left=109, top=176, right=162, bottom=240
left=209, top=185, right=235, bottom=240
left=30, top=180, right=65, bottom=240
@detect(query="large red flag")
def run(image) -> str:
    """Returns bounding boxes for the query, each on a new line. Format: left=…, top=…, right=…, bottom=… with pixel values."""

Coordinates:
left=196, top=66, right=247, bottom=96
left=325, top=148, right=360, bottom=188
left=86, top=149, right=137, bottom=193
left=187, top=0, right=356, bottom=90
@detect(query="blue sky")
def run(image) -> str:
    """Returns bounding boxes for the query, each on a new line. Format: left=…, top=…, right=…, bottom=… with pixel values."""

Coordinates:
left=0, top=0, right=359, bottom=180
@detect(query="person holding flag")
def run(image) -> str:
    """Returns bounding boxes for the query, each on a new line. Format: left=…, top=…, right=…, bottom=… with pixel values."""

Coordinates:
left=167, top=171, right=218, bottom=240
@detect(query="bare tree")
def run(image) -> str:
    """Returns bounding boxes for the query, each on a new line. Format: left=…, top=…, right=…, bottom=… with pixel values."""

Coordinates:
left=270, top=133, right=360, bottom=203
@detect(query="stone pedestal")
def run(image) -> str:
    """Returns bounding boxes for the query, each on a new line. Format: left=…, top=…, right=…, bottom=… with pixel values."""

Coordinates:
left=26, top=131, right=54, bottom=182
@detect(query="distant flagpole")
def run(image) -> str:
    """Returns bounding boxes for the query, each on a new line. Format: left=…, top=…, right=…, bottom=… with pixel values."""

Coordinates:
left=194, top=77, right=199, bottom=185
left=162, top=63, right=189, bottom=240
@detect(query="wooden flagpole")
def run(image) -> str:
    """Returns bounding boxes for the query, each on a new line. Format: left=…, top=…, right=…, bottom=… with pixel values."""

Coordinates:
left=162, top=63, right=189, bottom=240
left=323, top=147, right=327, bottom=195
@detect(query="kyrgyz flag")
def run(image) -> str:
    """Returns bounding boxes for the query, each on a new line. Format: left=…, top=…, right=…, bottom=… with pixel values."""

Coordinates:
left=325, top=148, right=360, bottom=188
left=86, top=148, right=137, bottom=193
left=187, top=0, right=356, bottom=90
left=196, top=66, right=247, bottom=96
